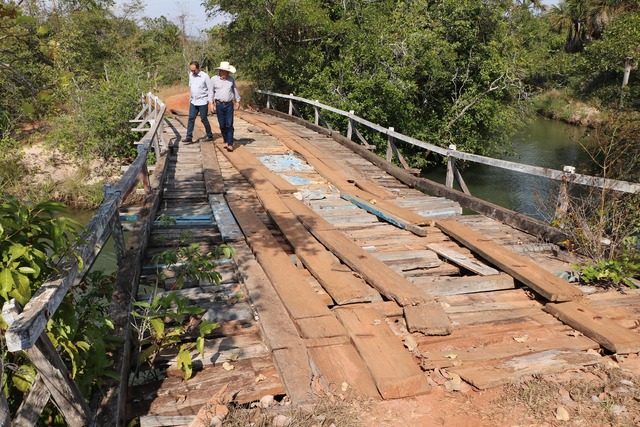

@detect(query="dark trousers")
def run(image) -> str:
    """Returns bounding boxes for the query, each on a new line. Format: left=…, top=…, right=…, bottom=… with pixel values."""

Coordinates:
left=215, top=102, right=234, bottom=146
left=186, top=103, right=212, bottom=139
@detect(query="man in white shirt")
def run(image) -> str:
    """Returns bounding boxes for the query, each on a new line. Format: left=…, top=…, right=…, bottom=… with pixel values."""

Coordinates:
left=211, top=61, right=241, bottom=151
left=184, top=61, right=213, bottom=144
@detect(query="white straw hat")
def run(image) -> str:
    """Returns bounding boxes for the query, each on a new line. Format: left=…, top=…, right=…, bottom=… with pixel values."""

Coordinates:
left=215, top=61, right=236, bottom=73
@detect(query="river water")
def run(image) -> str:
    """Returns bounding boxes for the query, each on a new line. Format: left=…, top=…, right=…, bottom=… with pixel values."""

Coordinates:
left=421, top=117, right=594, bottom=221
left=71, top=116, right=594, bottom=270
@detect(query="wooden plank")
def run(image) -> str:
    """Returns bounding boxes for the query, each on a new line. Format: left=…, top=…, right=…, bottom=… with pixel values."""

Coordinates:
left=451, top=349, right=601, bottom=389
left=545, top=301, right=640, bottom=354
left=296, top=316, right=347, bottom=339
left=403, top=303, right=452, bottom=335
left=410, top=274, right=515, bottom=297
left=435, top=220, right=583, bottom=302
left=226, top=197, right=333, bottom=320
left=256, top=191, right=382, bottom=305
left=140, top=415, right=194, bottom=427
left=281, top=194, right=444, bottom=309
left=334, top=306, right=430, bottom=399
left=272, top=346, right=315, bottom=403
left=422, top=335, right=599, bottom=369
left=13, top=375, right=51, bottom=426
left=427, top=243, right=499, bottom=276
left=209, top=194, right=244, bottom=242
left=200, top=140, right=225, bottom=194
left=308, top=344, right=380, bottom=399
left=340, top=192, right=428, bottom=237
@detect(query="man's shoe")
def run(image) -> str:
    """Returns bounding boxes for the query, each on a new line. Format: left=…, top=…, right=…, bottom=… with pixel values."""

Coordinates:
left=202, top=135, right=213, bottom=142
left=182, top=138, right=193, bottom=144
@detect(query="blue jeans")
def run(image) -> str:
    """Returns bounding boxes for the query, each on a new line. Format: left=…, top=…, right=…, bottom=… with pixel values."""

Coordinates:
left=186, top=103, right=212, bottom=139
left=215, top=102, right=234, bottom=146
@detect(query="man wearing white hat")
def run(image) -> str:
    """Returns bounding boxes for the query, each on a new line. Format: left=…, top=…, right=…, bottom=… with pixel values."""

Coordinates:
left=211, top=61, right=241, bottom=151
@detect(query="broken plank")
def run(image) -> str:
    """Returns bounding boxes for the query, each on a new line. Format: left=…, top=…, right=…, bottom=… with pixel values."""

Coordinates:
left=334, top=306, right=431, bottom=399
left=435, top=220, right=583, bottom=302
left=403, top=303, right=452, bottom=335
left=451, top=349, right=601, bottom=389
left=140, top=415, right=194, bottom=427
left=223, top=145, right=297, bottom=194
left=427, top=243, right=499, bottom=276
left=545, top=301, right=640, bottom=354
left=200, top=138, right=225, bottom=194
left=296, top=316, right=348, bottom=339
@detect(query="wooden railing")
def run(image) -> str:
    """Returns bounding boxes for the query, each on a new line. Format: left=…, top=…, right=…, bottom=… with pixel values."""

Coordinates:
left=256, top=90, right=640, bottom=199
left=0, top=93, right=166, bottom=426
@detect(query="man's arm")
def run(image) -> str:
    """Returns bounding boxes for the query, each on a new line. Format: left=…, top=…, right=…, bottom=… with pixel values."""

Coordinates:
left=207, top=75, right=215, bottom=113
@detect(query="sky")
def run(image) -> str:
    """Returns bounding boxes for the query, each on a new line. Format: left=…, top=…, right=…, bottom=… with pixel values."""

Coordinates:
left=113, top=0, right=226, bottom=36
left=115, top=0, right=560, bottom=36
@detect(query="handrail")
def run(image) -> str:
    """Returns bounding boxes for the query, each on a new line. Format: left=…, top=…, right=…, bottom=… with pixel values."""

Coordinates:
left=4, top=93, right=166, bottom=352
left=255, top=89, right=640, bottom=194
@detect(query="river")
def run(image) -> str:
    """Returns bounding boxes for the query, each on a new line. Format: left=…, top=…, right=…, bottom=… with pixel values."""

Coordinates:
left=71, top=116, right=594, bottom=271
left=421, top=117, right=594, bottom=221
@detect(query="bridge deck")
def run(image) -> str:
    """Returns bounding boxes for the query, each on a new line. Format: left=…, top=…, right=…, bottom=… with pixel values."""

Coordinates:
left=126, top=110, right=640, bottom=425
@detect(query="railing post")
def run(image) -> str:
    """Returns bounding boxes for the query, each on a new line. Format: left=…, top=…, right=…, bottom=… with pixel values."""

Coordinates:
left=446, top=144, right=456, bottom=188
left=109, top=214, right=127, bottom=267
left=386, top=127, right=394, bottom=162
left=555, top=165, right=575, bottom=225
left=288, top=94, right=293, bottom=116
left=314, top=100, right=320, bottom=126
left=347, top=110, right=355, bottom=140
left=266, top=95, right=271, bottom=109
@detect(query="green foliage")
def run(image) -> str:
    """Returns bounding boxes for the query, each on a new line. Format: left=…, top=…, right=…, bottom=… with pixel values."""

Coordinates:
left=577, top=237, right=640, bottom=289
left=0, top=196, right=82, bottom=305
left=133, top=237, right=233, bottom=380
left=132, top=291, right=219, bottom=380
left=0, top=197, right=119, bottom=420
left=0, top=137, right=28, bottom=194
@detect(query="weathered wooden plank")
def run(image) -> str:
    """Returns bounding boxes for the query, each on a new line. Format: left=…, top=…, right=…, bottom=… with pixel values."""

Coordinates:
left=308, top=344, right=380, bottom=399
left=435, top=220, right=583, bottom=302
left=545, top=301, right=640, bottom=354
left=427, top=243, right=499, bottom=276
left=296, top=316, right=348, bottom=339
left=199, top=140, right=225, bottom=194
left=403, top=303, right=452, bottom=335
left=209, top=194, right=244, bottom=242
left=334, top=306, right=431, bottom=399
left=12, top=375, right=51, bottom=426
left=451, top=349, right=601, bottom=390
left=421, top=335, right=598, bottom=370
left=410, top=274, right=515, bottom=297
left=256, top=192, right=382, bottom=305
left=226, top=197, right=332, bottom=320
left=272, top=346, right=315, bottom=403
left=140, top=415, right=194, bottom=427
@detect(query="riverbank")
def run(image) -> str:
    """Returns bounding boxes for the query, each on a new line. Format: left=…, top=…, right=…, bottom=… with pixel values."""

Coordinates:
left=532, top=89, right=604, bottom=128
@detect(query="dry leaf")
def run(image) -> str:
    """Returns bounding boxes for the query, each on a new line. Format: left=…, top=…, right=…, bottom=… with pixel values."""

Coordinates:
left=227, top=352, right=240, bottom=361
left=587, top=348, right=600, bottom=355
left=341, top=382, right=350, bottom=392
left=555, top=406, right=570, bottom=421
left=372, top=319, right=381, bottom=326
left=443, top=353, right=458, bottom=360
left=176, top=394, right=187, bottom=404
left=568, top=330, right=582, bottom=337
left=444, top=373, right=462, bottom=392
left=222, top=362, right=235, bottom=371
left=513, top=334, right=529, bottom=343
left=255, top=374, right=267, bottom=383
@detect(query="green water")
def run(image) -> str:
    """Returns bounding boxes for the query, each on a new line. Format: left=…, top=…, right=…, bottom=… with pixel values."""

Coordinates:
left=67, top=209, right=121, bottom=274
left=421, top=117, right=595, bottom=221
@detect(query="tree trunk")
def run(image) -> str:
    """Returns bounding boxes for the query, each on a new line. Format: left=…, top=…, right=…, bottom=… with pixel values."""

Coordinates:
left=622, top=57, right=632, bottom=87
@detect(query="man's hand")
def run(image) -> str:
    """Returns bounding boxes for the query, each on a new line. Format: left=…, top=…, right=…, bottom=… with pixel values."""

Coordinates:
left=235, top=102, right=241, bottom=110
left=209, top=102, right=215, bottom=114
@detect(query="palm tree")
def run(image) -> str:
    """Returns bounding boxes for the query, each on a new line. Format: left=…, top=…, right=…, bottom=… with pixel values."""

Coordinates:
left=548, top=0, right=589, bottom=53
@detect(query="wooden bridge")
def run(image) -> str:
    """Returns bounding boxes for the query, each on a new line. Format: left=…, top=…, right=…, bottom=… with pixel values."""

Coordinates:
left=3, top=93, right=640, bottom=426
